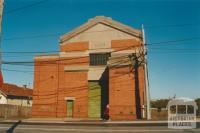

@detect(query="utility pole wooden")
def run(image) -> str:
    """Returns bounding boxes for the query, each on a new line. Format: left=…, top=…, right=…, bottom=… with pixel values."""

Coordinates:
left=142, top=24, right=151, bottom=120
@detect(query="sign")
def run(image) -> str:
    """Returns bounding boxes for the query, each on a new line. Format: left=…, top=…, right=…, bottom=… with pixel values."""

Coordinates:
left=167, top=97, right=198, bottom=129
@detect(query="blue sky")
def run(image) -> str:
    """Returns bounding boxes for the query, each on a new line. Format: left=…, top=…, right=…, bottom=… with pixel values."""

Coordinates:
left=1, top=0, right=200, bottom=99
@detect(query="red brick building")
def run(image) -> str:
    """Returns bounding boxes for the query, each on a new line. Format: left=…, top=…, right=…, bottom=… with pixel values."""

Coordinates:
left=32, top=16, right=146, bottom=120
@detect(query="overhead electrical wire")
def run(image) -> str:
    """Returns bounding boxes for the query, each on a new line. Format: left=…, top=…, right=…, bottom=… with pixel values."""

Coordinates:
left=1, top=36, right=199, bottom=55
left=2, top=68, right=34, bottom=75
left=3, top=33, right=62, bottom=41
left=1, top=45, right=143, bottom=70
left=145, top=23, right=200, bottom=28
left=147, top=37, right=200, bottom=46
left=2, top=40, right=199, bottom=66
left=4, top=0, right=49, bottom=14
left=1, top=46, right=143, bottom=72
left=2, top=45, right=142, bottom=63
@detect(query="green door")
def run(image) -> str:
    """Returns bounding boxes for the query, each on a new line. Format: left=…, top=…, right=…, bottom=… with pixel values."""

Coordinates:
left=88, top=82, right=101, bottom=118
left=66, top=100, right=74, bottom=118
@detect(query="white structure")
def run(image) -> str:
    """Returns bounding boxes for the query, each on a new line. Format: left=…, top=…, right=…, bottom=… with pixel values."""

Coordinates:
left=0, top=83, right=33, bottom=106
left=167, top=97, right=198, bottom=129
left=0, top=92, right=7, bottom=104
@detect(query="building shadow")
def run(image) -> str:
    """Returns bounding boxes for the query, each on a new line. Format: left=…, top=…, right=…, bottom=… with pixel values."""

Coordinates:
left=6, top=120, right=21, bottom=133
left=134, top=62, right=141, bottom=119
left=99, top=68, right=109, bottom=119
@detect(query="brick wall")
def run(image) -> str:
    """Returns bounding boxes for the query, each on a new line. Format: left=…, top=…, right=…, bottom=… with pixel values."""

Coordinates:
left=109, top=38, right=145, bottom=120
left=56, top=56, right=89, bottom=118
left=32, top=42, right=89, bottom=118
left=109, top=66, right=145, bottom=120
left=109, top=67, right=136, bottom=120
left=111, top=39, right=141, bottom=51
left=60, top=41, right=89, bottom=52
left=33, top=38, right=145, bottom=120
left=32, top=57, right=59, bottom=117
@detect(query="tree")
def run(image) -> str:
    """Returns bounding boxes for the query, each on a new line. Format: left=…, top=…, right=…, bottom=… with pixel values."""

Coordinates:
left=151, top=99, right=169, bottom=109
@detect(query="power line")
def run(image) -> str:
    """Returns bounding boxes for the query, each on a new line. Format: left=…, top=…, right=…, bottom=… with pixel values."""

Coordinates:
left=2, top=29, right=122, bottom=41
left=148, top=47, right=200, bottom=51
left=2, top=43, right=141, bottom=56
left=2, top=68, right=33, bottom=74
left=145, top=23, right=200, bottom=28
left=147, top=37, right=200, bottom=46
left=148, top=52, right=200, bottom=54
left=1, top=45, right=136, bottom=54
left=0, top=23, right=199, bottom=42
left=2, top=65, right=114, bottom=73
left=2, top=45, right=144, bottom=68
left=4, top=51, right=199, bottom=66
left=1, top=36, right=200, bottom=66
left=1, top=50, right=59, bottom=54
left=2, top=45, right=200, bottom=66
left=0, top=36, right=199, bottom=54
left=2, top=45, right=200, bottom=75
left=4, top=0, right=49, bottom=14
left=3, top=47, right=200, bottom=55
left=3, top=33, right=62, bottom=41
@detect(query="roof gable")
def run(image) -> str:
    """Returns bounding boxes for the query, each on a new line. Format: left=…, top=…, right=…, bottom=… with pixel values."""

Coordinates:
left=60, top=16, right=142, bottom=43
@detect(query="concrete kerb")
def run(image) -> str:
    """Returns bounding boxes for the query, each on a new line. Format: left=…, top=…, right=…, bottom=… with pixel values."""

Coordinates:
left=0, top=120, right=173, bottom=127
left=0, top=121, right=167, bottom=127
left=0, top=119, right=200, bottom=127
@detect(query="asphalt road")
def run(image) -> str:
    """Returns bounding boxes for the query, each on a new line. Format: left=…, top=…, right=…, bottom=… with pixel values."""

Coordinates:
left=0, top=123, right=200, bottom=133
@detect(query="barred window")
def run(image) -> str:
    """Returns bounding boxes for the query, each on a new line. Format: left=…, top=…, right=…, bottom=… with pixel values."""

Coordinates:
left=90, top=53, right=110, bottom=66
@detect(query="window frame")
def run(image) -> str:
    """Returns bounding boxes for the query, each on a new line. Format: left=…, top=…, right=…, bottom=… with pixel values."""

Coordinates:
left=89, top=53, right=111, bottom=66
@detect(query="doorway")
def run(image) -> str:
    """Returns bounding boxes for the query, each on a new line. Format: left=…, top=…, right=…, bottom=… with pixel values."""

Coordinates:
left=88, top=81, right=101, bottom=118
left=66, top=100, right=74, bottom=118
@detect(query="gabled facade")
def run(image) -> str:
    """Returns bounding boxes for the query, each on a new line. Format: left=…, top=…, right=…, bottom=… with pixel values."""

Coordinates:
left=32, top=16, right=146, bottom=120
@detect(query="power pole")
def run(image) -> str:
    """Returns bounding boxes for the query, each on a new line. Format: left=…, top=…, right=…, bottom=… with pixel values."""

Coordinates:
left=142, top=24, right=151, bottom=120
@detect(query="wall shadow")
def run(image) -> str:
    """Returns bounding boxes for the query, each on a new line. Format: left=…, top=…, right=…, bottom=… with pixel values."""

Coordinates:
left=6, top=120, right=21, bottom=133
left=99, top=68, right=109, bottom=119
left=134, top=60, right=141, bottom=119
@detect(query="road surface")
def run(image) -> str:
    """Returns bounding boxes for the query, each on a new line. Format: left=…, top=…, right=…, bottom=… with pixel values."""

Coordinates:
left=0, top=123, right=200, bottom=133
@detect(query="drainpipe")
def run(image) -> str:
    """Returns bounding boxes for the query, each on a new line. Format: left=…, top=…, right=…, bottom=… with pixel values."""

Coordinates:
left=142, top=24, right=151, bottom=120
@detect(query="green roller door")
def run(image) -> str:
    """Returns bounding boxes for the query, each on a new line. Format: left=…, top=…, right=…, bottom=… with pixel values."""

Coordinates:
left=88, top=82, right=101, bottom=118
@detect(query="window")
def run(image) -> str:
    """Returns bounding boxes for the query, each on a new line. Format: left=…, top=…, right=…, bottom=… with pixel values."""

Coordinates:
left=177, top=105, right=186, bottom=114
left=170, top=105, right=176, bottom=114
left=187, top=105, right=194, bottom=114
left=90, top=53, right=110, bottom=66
